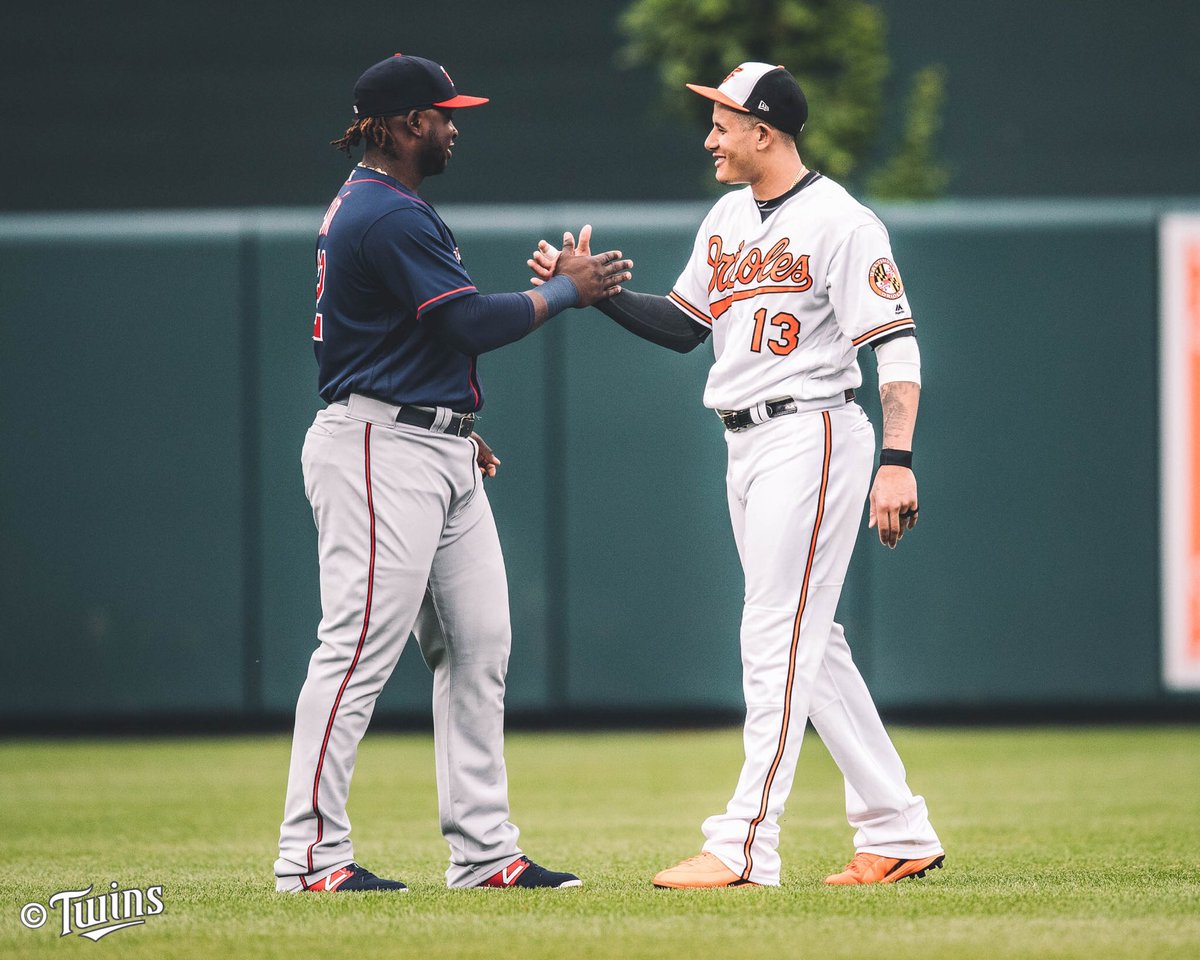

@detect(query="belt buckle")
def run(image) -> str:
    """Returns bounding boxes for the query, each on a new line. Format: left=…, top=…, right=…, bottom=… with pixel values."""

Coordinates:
left=718, top=410, right=740, bottom=431
left=456, top=413, right=476, bottom=437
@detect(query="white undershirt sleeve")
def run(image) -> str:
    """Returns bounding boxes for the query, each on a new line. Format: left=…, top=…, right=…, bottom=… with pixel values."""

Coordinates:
left=874, top=335, right=922, bottom=386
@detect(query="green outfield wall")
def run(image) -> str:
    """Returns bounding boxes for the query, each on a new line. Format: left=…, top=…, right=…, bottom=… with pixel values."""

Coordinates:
left=1, top=199, right=1197, bottom=727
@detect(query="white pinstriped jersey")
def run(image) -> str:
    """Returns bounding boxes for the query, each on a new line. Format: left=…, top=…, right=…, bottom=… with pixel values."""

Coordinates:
left=669, top=175, right=915, bottom=411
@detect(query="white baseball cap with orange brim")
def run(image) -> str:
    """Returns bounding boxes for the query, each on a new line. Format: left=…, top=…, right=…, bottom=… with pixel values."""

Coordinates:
left=686, top=61, right=808, bottom=135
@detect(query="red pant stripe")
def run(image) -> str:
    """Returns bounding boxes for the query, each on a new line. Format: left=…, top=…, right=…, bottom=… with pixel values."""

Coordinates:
left=306, top=423, right=376, bottom=873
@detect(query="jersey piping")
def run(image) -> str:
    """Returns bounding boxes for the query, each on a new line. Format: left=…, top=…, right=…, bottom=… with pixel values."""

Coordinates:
left=417, top=285, right=480, bottom=317
left=668, top=290, right=713, bottom=326
left=349, top=176, right=431, bottom=207
left=851, top=317, right=916, bottom=347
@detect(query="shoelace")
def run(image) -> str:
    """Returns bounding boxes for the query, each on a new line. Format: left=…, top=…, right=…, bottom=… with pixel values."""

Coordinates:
left=840, top=854, right=875, bottom=878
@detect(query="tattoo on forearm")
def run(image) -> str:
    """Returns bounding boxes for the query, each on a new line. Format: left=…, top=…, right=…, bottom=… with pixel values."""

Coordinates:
left=880, top=382, right=918, bottom=449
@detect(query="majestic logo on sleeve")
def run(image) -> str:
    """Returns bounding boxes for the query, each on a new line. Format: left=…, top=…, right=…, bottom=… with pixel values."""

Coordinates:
left=868, top=258, right=905, bottom=299
left=706, top=236, right=812, bottom=319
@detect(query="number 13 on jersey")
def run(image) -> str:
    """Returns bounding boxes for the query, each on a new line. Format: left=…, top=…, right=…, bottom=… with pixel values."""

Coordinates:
left=750, top=308, right=800, bottom=356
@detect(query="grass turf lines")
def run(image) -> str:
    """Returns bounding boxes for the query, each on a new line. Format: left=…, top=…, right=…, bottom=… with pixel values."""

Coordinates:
left=1, top=727, right=1198, bottom=959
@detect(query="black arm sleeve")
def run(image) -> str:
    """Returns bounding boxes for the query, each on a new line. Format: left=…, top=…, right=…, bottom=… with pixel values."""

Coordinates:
left=423, top=291, right=535, bottom=355
left=594, top=290, right=710, bottom=353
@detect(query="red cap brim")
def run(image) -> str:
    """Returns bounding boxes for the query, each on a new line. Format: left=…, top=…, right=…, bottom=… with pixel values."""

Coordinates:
left=434, top=94, right=490, bottom=108
left=685, top=83, right=749, bottom=113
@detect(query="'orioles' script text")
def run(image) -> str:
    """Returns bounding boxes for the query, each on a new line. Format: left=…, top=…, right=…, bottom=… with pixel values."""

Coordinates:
left=707, top=237, right=812, bottom=294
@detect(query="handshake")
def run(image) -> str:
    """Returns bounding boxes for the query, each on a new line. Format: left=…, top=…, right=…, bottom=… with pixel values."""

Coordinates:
left=528, top=225, right=632, bottom=308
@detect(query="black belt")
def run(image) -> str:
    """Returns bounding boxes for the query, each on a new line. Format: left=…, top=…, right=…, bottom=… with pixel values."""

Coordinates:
left=395, top=406, right=477, bottom=437
left=335, top=398, right=477, bottom=437
left=718, top=389, right=855, bottom=432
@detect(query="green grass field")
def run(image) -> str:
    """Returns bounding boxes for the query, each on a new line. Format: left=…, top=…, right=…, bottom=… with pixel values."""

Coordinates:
left=1, top=726, right=1198, bottom=959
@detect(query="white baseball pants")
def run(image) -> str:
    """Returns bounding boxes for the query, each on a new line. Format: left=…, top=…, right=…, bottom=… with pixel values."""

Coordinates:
left=275, top=398, right=522, bottom=890
left=701, top=402, right=941, bottom=885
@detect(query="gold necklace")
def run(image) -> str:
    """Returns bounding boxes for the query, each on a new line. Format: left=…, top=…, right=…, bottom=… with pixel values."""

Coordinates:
left=756, top=168, right=808, bottom=208
left=357, top=161, right=391, bottom=177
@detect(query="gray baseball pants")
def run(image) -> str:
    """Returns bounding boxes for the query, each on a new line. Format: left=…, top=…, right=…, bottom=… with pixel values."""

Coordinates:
left=275, top=394, right=522, bottom=890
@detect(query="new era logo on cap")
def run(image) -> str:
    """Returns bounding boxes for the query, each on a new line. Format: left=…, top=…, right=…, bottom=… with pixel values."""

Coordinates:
left=686, top=62, right=808, bottom=136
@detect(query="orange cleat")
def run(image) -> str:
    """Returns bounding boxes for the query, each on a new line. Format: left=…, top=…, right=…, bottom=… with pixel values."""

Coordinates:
left=823, top=852, right=945, bottom=885
left=652, top=852, right=760, bottom=889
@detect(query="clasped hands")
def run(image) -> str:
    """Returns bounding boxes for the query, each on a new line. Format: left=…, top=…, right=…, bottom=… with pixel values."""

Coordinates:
left=528, top=225, right=628, bottom=304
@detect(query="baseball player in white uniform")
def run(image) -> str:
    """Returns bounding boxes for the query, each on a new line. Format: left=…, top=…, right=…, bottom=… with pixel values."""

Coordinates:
left=531, top=62, right=944, bottom=887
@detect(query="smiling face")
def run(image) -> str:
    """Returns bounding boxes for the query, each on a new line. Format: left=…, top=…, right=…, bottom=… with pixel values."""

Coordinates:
left=704, top=104, right=762, bottom=186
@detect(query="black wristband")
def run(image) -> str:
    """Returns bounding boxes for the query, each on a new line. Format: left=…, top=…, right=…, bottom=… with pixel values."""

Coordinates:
left=880, top=448, right=913, bottom=468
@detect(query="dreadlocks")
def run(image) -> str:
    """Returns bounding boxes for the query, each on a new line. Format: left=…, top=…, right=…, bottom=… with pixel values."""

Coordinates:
left=331, top=116, right=397, bottom=157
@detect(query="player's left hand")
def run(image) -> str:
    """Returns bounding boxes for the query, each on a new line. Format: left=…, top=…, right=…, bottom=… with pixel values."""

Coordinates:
left=869, top=466, right=918, bottom=549
left=470, top=432, right=501, bottom=478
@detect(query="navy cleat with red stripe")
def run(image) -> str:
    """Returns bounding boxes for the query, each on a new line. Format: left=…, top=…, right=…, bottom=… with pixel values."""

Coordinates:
left=479, top=856, right=581, bottom=889
left=303, top=862, right=407, bottom=892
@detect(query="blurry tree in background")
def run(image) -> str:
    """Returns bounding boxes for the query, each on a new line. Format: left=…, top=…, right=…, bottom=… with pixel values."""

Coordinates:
left=619, top=0, right=949, bottom=199
left=866, top=63, right=949, bottom=199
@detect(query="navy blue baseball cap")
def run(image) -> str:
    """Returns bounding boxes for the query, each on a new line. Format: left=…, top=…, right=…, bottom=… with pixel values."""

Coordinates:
left=353, top=54, right=489, bottom=117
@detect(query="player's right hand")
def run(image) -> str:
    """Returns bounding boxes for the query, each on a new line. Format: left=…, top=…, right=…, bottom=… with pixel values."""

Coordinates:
left=550, top=230, right=632, bottom=307
left=528, top=224, right=593, bottom=284
left=469, top=432, right=501, bottom=478
left=529, top=225, right=631, bottom=305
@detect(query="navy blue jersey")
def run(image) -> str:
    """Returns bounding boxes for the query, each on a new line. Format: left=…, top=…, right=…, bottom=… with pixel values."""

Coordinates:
left=312, top=167, right=484, bottom=411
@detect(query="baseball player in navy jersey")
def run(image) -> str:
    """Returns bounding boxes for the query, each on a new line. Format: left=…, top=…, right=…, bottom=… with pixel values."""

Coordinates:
left=274, top=53, right=632, bottom=893
left=531, top=62, right=943, bottom=888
